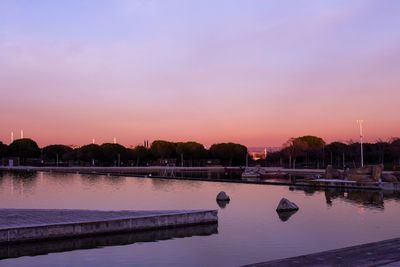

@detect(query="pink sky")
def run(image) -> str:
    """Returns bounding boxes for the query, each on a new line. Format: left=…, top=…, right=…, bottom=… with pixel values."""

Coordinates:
left=0, top=1, right=399, bottom=147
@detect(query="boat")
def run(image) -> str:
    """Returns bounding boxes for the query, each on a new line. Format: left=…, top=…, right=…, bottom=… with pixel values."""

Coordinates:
left=241, top=168, right=261, bottom=179
left=241, top=150, right=261, bottom=180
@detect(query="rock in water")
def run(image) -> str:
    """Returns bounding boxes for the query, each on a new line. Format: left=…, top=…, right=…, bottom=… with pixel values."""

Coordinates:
left=216, top=191, right=230, bottom=201
left=276, top=198, right=299, bottom=212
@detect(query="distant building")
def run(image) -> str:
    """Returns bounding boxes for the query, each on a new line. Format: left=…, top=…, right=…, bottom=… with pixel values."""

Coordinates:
left=248, top=147, right=281, bottom=160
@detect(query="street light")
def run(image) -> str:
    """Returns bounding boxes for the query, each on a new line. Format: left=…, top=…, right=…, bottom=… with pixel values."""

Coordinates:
left=356, top=120, right=364, bottom=167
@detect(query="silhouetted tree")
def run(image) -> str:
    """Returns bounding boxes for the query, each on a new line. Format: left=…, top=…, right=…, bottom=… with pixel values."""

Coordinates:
left=283, top=138, right=308, bottom=168
left=209, top=143, right=247, bottom=166
left=374, top=140, right=390, bottom=165
left=297, top=136, right=325, bottom=149
left=150, top=140, right=176, bottom=159
left=100, top=143, right=127, bottom=165
left=176, top=142, right=207, bottom=159
left=297, top=135, right=326, bottom=167
left=325, top=142, right=347, bottom=168
left=42, top=144, right=73, bottom=164
left=9, top=139, right=40, bottom=160
left=390, top=138, right=400, bottom=169
left=131, top=146, right=152, bottom=166
left=77, top=144, right=103, bottom=165
left=0, top=142, right=8, bottom=158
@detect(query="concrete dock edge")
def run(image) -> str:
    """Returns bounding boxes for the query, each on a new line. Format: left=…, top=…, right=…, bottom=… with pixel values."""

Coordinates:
left=243, top=237, right=400, bottom=267
left=0, top=210, right=218, bottom=244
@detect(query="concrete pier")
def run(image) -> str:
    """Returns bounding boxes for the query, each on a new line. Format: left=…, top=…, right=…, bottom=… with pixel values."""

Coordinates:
left=0, top=209, right=218, bottom=244
left=245, top=237, right=400, bottom=267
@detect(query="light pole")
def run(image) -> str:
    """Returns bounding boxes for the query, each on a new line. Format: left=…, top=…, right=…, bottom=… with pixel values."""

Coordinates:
left=356, top=120, right=364, bottom=167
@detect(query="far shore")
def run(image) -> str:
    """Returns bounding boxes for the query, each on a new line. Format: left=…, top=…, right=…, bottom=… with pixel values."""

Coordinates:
left=1, top=165, right=398, bottom=175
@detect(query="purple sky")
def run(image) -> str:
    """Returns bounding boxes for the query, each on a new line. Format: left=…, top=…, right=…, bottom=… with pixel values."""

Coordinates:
left=1, top=0, right=399, bottom=147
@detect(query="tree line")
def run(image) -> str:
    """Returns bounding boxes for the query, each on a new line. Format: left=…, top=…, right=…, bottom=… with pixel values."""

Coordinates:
left=0, top=139, right=248, bottom=166
left=1, top=136, right=400, bottom=169
left=264, top=135, right=400, bottom=170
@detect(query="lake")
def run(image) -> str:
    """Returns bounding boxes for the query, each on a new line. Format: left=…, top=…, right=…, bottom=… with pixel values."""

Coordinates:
left=1, top=171, right=400, bottom=266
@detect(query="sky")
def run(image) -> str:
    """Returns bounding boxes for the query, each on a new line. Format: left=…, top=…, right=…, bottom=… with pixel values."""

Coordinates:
left=0, top=0, right=399, bottom=148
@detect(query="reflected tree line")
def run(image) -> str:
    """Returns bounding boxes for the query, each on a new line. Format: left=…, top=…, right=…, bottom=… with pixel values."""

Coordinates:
left=289, top=185, right=400, bottom=210
left=0, top=139, right=247, bottom=166
left=264, top=135, right=400, bottom=170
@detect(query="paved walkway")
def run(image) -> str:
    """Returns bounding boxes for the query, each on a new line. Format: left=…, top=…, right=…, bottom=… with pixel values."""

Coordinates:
left=245, top=238, right=400, bottom=267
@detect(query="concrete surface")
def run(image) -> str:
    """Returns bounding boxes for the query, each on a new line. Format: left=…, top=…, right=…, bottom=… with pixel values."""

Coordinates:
left=244, top=237, right=400, bottom=267
left=0, top=209, right=218, bottom=244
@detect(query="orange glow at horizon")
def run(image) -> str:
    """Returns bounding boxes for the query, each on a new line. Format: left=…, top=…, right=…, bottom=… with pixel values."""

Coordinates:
left=1, top=1, right=399, bottom=147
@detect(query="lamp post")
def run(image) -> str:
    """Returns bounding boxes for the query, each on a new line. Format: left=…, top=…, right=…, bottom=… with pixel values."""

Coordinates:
left=356, top=120, right=364, bottom=167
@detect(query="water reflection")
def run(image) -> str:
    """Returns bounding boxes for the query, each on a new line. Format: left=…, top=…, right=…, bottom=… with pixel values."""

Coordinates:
left=10, top=171, right=38, bottom=199
left=290, top=186, right=389, bottom=210
left=2, top=171, right=400, bottom=267
left=277, top=210, right=298, bottom=222
left=2, top=171, right=400, bottom=210
left=341, top=191, right=384, bottom=209
left=44, top=172, right=76, bottom=187
left=0, top=223, right=218, bottom=260
left=81, top=174, right=104, bottom=186
left=216, top=200, right=230, bottom=209
left=110, top=170, right=243, bottom=181
left=103, top=175, right=126, bottom=187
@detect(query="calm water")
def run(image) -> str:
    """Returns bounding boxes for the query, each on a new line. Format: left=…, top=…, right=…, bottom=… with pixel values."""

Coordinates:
left=1, top=171, right=400, bottom=266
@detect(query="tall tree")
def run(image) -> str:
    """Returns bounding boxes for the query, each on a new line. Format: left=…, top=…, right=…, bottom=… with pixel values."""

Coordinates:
left=77, top=144, right=103, bottom=165
left=176, top=142, right=207, bottom=159
left=131, top=146, right=152, bottom=166
left=9, top=139, right=40, bottom=159
left=209, top=143, right=247, bottom=166
left=283, top=138, right=308, bottom=168
left=150, top=140, right=176, bottom=159
left=100, top=143, right=127, bottom=165
left=0, top=142, right=8, bottom=158
left=296, top=135, right=326, bottom=167
left=42, top=144, right=73, bottom=164
left=325, top=142, right=347, bottom=168
left=390, top=138, right=400, bottom=168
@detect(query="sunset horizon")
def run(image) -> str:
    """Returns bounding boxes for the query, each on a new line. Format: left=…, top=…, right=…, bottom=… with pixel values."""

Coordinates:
left=1, top=1, right=400, bottom=266
left=0, top=124, right=398, bottom=148
left=1, top=1, right=399, bottom=148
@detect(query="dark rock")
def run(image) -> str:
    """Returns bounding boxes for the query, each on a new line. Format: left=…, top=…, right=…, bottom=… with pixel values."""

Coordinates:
left=216, top=191, right=230, bottom=201
left=276, top=198, right=299, bottom=212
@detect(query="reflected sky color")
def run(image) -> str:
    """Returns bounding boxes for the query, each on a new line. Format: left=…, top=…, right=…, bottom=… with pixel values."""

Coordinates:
left=1, top=172, right=400, bottom=266
left=1, top=1, right=399, bottom=147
